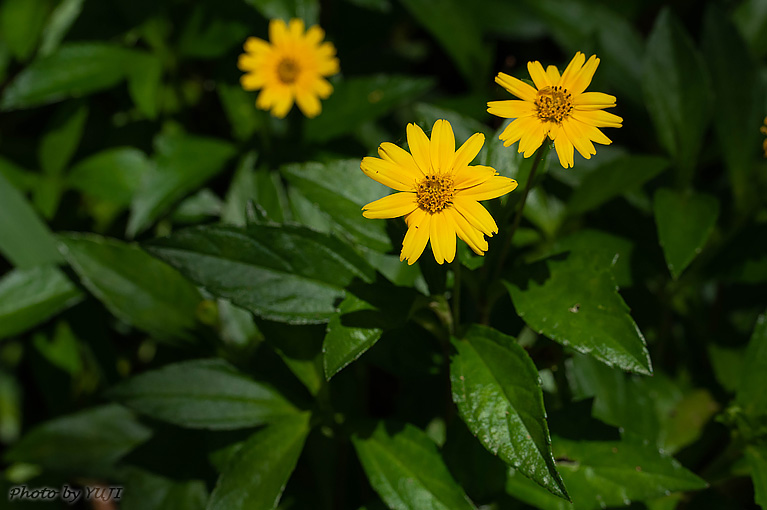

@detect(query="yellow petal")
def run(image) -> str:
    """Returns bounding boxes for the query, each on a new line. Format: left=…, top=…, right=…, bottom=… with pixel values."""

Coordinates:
left=457, top=176, right=518, bottom=201
left=362, top=192, right=418, bottom=219
left=452, top=133, right=485, bottom=170
left=453, top=165, right=497, bottom=189
left=269, top=19, right=289, bottom=45
left=378, top=142, right=423, bottom=179
left=567, top=55, right=600, bottom=96
left=487, top=100, right=536, bottom=119
left=296, top=90, right=322, bottom=118
left=434, top=212, right=456, bottom=264
left=318, top=55, right=340, bottom=76
left=499, top=116, right=539, bottom=148
left=446, top=207, right=488, bottom=255
left=407, top=123, right=432, bottom=173
left=527, top=61, right=551, bottom=90
left=313, top=78, right=333, bottom=99
left=518, top=118, right=547, bottom=157
left=546, top=65, right=561, bottom=84
left=571, top=109, right=623, bottom=128
left=430, top=213, right=444, bottom=264
left=495, top=72, right=538, bottom=102
left=288, top=18, right=305, bottom=38
left=360, top=157, right=416, bottom=192
left=452, top=196, right=498, bottom=236
left=401, top=210, right=431, bottom=265
left=430, top=119, right=455, bottom=173
left=244, top=37, right=270, bottom=55
left=240, top=72, right=265, bottom=90
left=305, top=25, right=325, bottom=46
left=559, top=52, right=586, bottom=89
left=573, top=92, right=617, bottom=109
left=271, top=90, right=294, bottom=118
left=573, top=118, right=612, bottom=145
left=562, top=119, right=596, bottom=159
left=554, top=132, right=575, bottom=168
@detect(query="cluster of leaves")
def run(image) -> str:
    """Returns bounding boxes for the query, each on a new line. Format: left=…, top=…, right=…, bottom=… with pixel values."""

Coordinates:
left=1, top=0, right=766, bottom=509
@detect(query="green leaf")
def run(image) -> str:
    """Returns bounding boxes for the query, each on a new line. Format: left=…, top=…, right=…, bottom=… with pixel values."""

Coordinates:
left=0, top=154, right=39, bottom=192
left=3, top=404, right=152, bottom=474
left=400, top=0, right=489, bottom=88
left=244, top=0, right=319, bottom=25
left=282, top=159, right=391, bottom=251
left=127, top=130, right=236, bottom=237
left=702, top=5, right=765, bottom=209
left=653, top=188, right=719, bottom=279
left=127, top=52, right=163, bottom=119
left=567, top=156, right=668, bottom=215
left=323, top=294, right=383, bottom=380
left=352, top=421, right=477, bottom=510
left=0, top=171, right=62, bottom=268
left=507, top=439, right=707, bottom=510
left=207, top=412, right=311, bottom=510
left=108, top=359, right=298, bottom=429
left=304, top=75, right=433, bottom=142
left=643, top=8, right=712, bottom=183
left=121, top=468, right=208, bottom=510
left=38, top=101, right=88, bottom=176
left=746, top=445, right=767, bottom=510
left=737, top=311, right=767, bottom=416
left=450, top=325, right=568, bottom=500
left=218, top=83, right=264, bottom=141
left=38, top=0, right=84, bottom=56
left=60, top=233, right=204, bottom=342
left=505, top=250, right=652, bottom=375
left=734, top=0, right=767, bottom=58
left=0, top=0, right=51, bottom=61
left=145, top=224, right=375, bottom=324
left=547, top=229, right=634, bottom=288
left=0, top=265, right=83, bottom=340
left=67, top=147, right=151, bottom=206
left=1, top=43, right=148, bottom=110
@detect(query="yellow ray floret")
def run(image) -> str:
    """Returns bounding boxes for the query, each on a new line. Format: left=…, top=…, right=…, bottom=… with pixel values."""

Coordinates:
left=238, top=18, right=339, bottom=119
left=488, top=52, right=623, bottom=169
left=360, top=119, right=518, bottom=265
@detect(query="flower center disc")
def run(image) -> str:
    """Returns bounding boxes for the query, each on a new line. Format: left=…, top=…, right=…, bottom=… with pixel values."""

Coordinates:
left=277, top=58, right=300, bottom=84
left=535, top=85, right=573, bottom=123
left=416, top=174, right=454, bottom=213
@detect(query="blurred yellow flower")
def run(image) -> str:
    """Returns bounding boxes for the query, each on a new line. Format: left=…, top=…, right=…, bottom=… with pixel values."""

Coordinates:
left=361, top=120, right=518, bottom=265
left=238, top=18, right=339, bottom=119
left=761, top=117, right=767, bottom=157
left=488, top=52, right=622, bottom=168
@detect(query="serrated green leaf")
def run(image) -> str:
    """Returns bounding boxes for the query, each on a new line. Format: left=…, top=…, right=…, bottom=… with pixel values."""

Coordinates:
left=567, top=156, right=668, bottom=215
left=643, top=8, right=712, bottom=183
left=702, top=5, right=764, bottom=209
left=121, top=467, right=208, bottom=510
left=400, top=0, right=489, bottom=88
left=323, top=294, right=383, bottom=380
left=505, top=250, right=652, bottom=375
left=450, top=325, right=568, bottom=500
left=108, top=359, right=298, bottom=429
left=0, top=0, right=51, bottom=61
left=244, top=0, right=319, bottom=25
left=282, top=159, right=391, bottom=251
left=60, top=233, right=203, bottom=342
left=0, top=171, right=62, bottom=268
left=746, top=445, right=767, bottom=509
left=1, top=43, right=147, bottom=110
left=39, top=0, right=84, bottom=56
left=304, top=75, right=433, bottom=142
left=3, top=404, right=151, bottom=474
left=0, top=265, right=83, bottom=340
left=207, top=412, right=311, bottom=510
left=654, top=188, right=719, bottom=279
left=145, top=224, right=375, bottom=324
left=546, top=229, right=634, bottom=288
left=127, top=130, right=236, bottom=237
left=353, top=421, right=477, bottom=510
left=507, top=439, right=707, bottom=510
left=737, top=312, right=767, bottom=416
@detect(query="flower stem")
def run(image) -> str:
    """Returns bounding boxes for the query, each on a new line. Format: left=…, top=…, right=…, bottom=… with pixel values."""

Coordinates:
left=451, top=259, right=461, bottom=330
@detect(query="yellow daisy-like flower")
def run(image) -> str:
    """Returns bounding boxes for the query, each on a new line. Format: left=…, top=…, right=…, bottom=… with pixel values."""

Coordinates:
left=361, top=120, right=518, bottom=265
left=238, top=18, right=339, bottom=119
left=488, top=52, right=623, bottom=168
left=761, top=117, right=767, bottom=157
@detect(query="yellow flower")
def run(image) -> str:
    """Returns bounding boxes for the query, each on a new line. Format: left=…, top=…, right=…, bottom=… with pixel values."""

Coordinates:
left=761, top=117, right=767, bottom=157
left=488, top=52, right=623, bottom=168
left=238, top=18, right=339, bottom=119
left=361, top=120, right=518, bottom=265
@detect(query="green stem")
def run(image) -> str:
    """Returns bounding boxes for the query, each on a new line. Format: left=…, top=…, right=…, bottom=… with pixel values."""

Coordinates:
left=451, top=259, right=461, bottom=332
